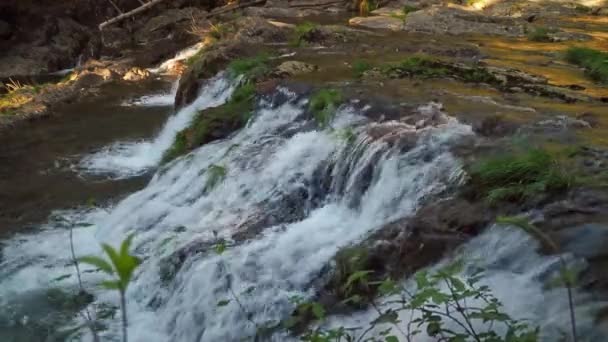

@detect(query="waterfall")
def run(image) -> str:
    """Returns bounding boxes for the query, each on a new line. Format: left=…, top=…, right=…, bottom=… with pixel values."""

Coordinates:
left=0, top=83, right=601, bottom=341
left=121, top=80, right=179, bottom=107
left=78, top=72, right=238, bottom=179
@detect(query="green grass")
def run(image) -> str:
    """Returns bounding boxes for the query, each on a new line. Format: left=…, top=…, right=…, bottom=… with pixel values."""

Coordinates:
left=470, top=148, right=574, bottom=204
left=527, top=27, right=553, bottom=42
left=352, top=60, right=372, bottom=78
left=402, top=4, right=419, bottom=16
left=290, top=22, right=318, bottom=47
left=227, top=54, right=271, bottom=80
left=309, top=89, right=343, bottom=128
left=382, top=56, right=449, bottom=78
left=162, top=131, right=189, bottom=164
left=565, top=47, right=608, bottom=84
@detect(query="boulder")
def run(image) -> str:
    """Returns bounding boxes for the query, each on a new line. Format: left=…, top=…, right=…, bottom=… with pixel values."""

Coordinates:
left=123, top=67, right=151, bottom=81
left=274, top=61, right=317, bottom=77
left=348, top=16, right=405, bottom=31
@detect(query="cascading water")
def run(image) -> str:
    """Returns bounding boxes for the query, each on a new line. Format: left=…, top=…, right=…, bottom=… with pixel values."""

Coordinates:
left=78, top=73, right=238, bottom=179
left=121, top=81, right=179, bottom=107
left=1, top=81, right=603, bottom=342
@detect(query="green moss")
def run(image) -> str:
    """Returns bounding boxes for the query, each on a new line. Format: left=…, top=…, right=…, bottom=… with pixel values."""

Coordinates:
left=352, top=60, right=372, bottom=78
left=290, top=22, right=318, bottom=47
left=227, top=54, right=271, bottom=80
left=309, top=89, right=343, bottom=128
left=382, top=56, right=449, bottom=78
left=206, top=164, right=227, bottom=190
left=527, top=27, right=554, bottom=42
left=565, top=47, right=608, bottom=84
left=162, top=82, right=256, bottom=163
left=402, top=4, right=419, bottom=15
left=469, top=148, right=574, bottom=204
left=185, top=49, right=206, bottom=66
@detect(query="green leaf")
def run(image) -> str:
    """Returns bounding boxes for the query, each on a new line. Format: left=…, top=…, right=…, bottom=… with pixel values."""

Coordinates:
left=311, top=302, right=325, bottom=320
left=215, top=241, right=227, bottom=255
left=372, top=310, right=399, bottom=325
left=120, top=234, right=135, bottom=258
left=385, top=336, right=399, bottom=342
left=427, top=321, right=441, bottom=336
left=78, top=256, right=114, bottom=275
left=344, top=270, right=372, bottom=290
left=377, top=278, right=399, bottom=296
left=100, top=280, right=121, bottom=290
left=415, top=270, right=429, bottom=289
left=217, top=299, right=231, bottom=307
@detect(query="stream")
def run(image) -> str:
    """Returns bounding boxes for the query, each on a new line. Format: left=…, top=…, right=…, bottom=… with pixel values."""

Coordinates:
left=0, top=68, right=605, bottom=341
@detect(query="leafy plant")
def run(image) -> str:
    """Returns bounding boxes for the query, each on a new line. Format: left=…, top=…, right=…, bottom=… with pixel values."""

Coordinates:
left=80, top=235, right=141, bottom=342
left=352, top=60, right=372, bottom=78
left=303, top=261, right=539, bottom=341
left=309, top=89, right=343, bottom=128
left=469, top=148, right=574, bottom=204
left=565, top=47, right=608, bottom=83
left=291, top=22, right=319, bottom=47
left=228, top=54, right=271, bottom=80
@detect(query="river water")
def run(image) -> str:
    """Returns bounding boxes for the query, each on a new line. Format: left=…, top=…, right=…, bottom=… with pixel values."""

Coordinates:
left=0, top=70, right=605, bottom=341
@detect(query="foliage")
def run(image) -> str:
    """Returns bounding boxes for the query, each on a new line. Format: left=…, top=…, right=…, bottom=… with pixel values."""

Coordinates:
left=206, top=164, right=227, bottom=190
left=228, top=53, right=271, bottom=80
left=352, top=60, right=372, bottom=78
left=79, top=235, right=141, bottom=342
left=291, top=22, right=319, bottom=47
left=469, top=148, right=574, bottom=204
left=382, top=56, right=449, bottom=78
left=526, top=27, right=553, bottom=42
left=302, top=261, right=539, bottom=341
left=565, top=47, right=608, bottom=83
left=209, top=22, right=231, bottom=40
left=309, top=89, right=343, bottom=128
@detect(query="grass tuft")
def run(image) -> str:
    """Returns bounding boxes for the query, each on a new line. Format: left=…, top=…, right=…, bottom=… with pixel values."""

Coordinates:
left=227, top=54, right=271, bottom=80
left=565, top=47, right=608, bottom=84
left=290, top=22, right=319, bottom=47
left=352, top=60, right=372, bottom=78
left=309, top=89, right=342, bottom=128
left=470, top=148, right=574, bottom=204
left=527, top=27, right=554, bottom=42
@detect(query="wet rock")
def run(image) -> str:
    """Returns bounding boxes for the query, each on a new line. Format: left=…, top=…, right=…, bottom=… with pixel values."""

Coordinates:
left=244, top=7, right=324, bottom=17
left=274, top=61, right=317, bottom=77
left=473, top=114, right=520, bottom=137
left=123, top=67, right=152, bottom=81
left=577, top=112, right=600, bottom=128
left=176, top=17, right=290, bottom=108
left=534, top=115, right=592, bottom=131
left=348, top=16, right=405, bottom=31
left=404, top=6, right=526, bottom=36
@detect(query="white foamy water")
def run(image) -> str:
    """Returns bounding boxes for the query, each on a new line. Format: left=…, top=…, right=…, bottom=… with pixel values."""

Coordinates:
left=121, top=81, right=179, bottom=107
left=78, top=73, right=238, bottom=179
left=2, top=85, right=603, bottom=341
left=148, top=42, right=205, bottom=75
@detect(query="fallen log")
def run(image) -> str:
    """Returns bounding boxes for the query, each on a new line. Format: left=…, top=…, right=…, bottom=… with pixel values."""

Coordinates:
left=99, top=0, right=167, bottom=30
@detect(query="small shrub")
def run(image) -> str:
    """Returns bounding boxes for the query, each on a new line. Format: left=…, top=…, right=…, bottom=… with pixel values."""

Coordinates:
left=309, top=89, right=342, bottom=128
left=227, top=54, right=271, bottom=80
left=565, top=47, right=608, bottom=83
left=470, top=148, right=574, bottom=204
left=291, top=22, right=318, bottom=47
left=527, top=27, right=553, bottom=42
left=352, top=60, right=372, bottom=78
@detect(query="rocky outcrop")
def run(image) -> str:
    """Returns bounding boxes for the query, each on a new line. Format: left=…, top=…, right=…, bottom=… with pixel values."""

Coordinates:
left=175, top=17, right=290, bottom=109
left=348, top=16, right=405, bottom=31
left=404, top=6, right=526, bottom=36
